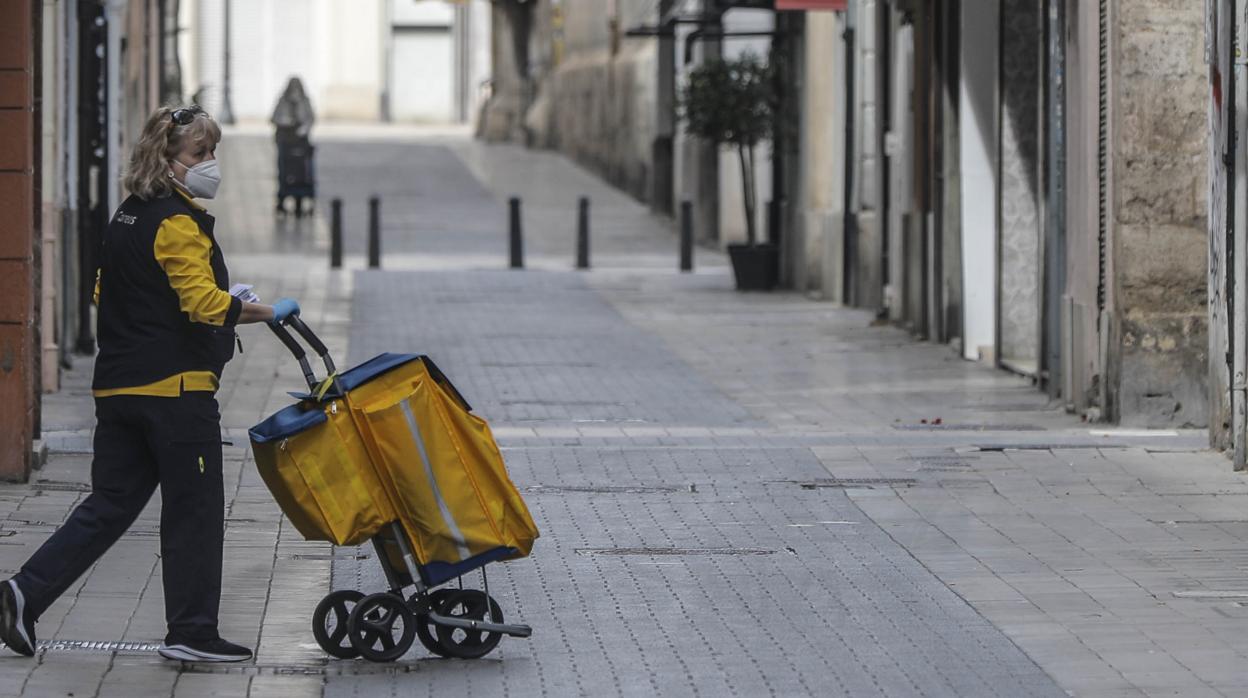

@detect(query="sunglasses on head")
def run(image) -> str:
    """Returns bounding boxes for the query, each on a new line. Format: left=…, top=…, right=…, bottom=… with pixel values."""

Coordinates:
left=170, top=106, right=206, bottom=126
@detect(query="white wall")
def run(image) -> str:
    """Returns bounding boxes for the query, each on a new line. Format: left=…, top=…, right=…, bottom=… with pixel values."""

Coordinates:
left=886, top=20, right=913, bottom=318
left=799, top=11, right=847, bottom=299
left=186, top=0, right=226, bottom=115
left=187, top=0, right=486, bottom=124
left=468, top=0, right=491, bottom=119
left=959, top=0, right=999, bottom=361
left=196, top=0, right=487, bottom=124
left=389, top=0, right=455, bottom=122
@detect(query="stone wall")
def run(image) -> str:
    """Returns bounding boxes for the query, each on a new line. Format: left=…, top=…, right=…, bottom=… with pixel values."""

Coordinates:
left=526, top=42, right=657, bottom=202
left=483, top=0, right=659, bottom=202
left=1112, top=1, right=1209, bottom=427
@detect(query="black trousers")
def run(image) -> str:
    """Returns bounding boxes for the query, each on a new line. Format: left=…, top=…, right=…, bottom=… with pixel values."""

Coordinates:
left=15, top=393, right=225, bottom=642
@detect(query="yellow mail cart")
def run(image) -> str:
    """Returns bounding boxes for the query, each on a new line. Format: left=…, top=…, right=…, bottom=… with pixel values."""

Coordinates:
left=249, top=317, right=538, bottom=662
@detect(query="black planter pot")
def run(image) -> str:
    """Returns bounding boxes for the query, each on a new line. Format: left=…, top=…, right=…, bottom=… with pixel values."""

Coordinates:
left=727, top=243, right=779, bottom=291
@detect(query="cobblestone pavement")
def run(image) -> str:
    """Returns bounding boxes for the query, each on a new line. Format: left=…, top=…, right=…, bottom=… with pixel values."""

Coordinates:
left=2, top=128, right=1244, bottom=697
left=328, top=270, right=1064, bottom=698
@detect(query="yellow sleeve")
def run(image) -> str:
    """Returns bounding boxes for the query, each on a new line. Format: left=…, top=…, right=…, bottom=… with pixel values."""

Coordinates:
left=93, top=269, right=100, bottom=306
left=153, top=215, right=242, bottom=327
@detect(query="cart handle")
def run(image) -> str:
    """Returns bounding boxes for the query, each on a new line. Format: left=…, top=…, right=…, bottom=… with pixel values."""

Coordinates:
left=287, top=315, right=338, bottom=376
left=267, top=317, right=340, bottom=397
left=267, top=321, right=318, bottom=392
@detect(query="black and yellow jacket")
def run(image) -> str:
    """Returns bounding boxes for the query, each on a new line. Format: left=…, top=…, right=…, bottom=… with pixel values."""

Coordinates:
left=92, top=189, right=242, bottom=397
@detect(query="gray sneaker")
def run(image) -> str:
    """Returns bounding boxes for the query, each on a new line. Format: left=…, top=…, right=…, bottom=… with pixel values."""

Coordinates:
left=0, top=579, right=36, bottom=657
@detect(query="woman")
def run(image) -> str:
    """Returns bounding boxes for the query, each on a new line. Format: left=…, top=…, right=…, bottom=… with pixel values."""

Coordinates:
left=0, top=105, right=301, bottom=663
left=271, top=77, right=316, bottom=217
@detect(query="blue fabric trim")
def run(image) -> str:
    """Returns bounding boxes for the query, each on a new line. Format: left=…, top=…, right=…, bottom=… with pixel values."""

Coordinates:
left=250, top=354, right=419, bottom=442
left=421, top=547, right=518, bottom=587
left=248, top=403, right=327, bottom=444
left=337, top=353, right=422, bottom=392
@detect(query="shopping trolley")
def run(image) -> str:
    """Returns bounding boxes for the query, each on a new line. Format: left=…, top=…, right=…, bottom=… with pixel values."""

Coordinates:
left=248, top=317, right=538, bottom=662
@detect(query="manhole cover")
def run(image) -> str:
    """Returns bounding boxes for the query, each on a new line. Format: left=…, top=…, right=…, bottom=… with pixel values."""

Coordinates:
left=793, top=478, right=917, bottom=489
left=576, top=547, right=776, bottom=557
left=953, top=403, right=1055, bottom=412
left=526, top=484, right=696, bottom=494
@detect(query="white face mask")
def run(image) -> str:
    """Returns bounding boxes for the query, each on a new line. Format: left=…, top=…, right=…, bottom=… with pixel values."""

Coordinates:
left=172, top=158, right=222, bottom=199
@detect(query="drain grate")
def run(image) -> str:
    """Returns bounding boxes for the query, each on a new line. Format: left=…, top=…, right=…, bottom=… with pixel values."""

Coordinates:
left=901, top=456, right=974, bottom=471
left=182, top=662, right=420, bottom=677
left=794, top=478, right=917, bottom=490
left=577, top=547, right=776, bottom=557
left=527, top=484, right=696, bottom=495
left=953, top=403, right=1056, bottom=412
left=30, top=480, right=92, bottom=493
left=500, top=399, right=620, bottom=407
left=21, top=639, right=426, bottom=674
left=1152, top=519, right=1248, bottom=525
left=283, top=553, right=372, bottom=561
left=893, top=424, right=1042, bottom=432
left=899, top=454, right=979, bottom=462
left=973, top=443, right=1128, bottom=452
left=37, top=639, right=161, bottom=654
left=122, top=529, right=162, bottom=537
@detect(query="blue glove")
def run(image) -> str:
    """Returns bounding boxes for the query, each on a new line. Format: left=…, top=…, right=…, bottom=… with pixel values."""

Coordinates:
left=270, top=298, right=301, bottom=326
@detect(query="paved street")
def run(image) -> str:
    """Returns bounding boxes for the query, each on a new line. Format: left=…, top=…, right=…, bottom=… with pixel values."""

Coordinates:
left=2, top=127, right=1245, bottom=696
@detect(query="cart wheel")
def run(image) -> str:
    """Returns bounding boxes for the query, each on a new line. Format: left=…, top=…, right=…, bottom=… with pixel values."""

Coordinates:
left=434, top=590, right=504, bottom=660
left=412, top=589, right=456, bottom=657
left=312, top=589, right=364, bottom=659
left=347, top=592, right=417, bottom=663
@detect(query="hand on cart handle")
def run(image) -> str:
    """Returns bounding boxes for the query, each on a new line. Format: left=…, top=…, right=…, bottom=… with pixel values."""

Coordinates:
left=264, top=307, right=340, bottom=395
left=269, top=298, right=302, bottom=327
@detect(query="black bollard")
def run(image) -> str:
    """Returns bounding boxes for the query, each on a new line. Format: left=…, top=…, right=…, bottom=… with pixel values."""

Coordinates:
left=576, top=197, right=590, bottom=270
left=766, top=199, right=780, bottom=246
left=509, top=197, right=524, bottom=269
left=368, top=196, right=381, bottom=269
left=680, top=200, right=694, bottom=272
left=330, top=198, right=343, bottom=269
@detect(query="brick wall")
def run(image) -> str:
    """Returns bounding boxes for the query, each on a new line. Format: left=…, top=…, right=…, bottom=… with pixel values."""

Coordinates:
left=0, top=0, right=37, bottom=481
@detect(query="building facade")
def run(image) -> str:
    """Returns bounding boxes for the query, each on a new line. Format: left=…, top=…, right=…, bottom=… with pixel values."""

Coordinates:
left=486, top=0, right=1214, bottom=436
left=0, top=0, right=181, bottom=482
left=183, top=0, right=491, bottom=126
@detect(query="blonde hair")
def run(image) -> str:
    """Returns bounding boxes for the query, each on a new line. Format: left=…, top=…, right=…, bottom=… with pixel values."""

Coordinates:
left=123, top=105, right=222, bottom=200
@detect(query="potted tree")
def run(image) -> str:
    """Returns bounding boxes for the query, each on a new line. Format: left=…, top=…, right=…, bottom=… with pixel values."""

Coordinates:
left=679, top=52, right=778, bottom=291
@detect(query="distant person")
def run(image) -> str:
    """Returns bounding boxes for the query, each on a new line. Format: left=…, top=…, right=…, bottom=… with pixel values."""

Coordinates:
left=0, top=105, right=302, bottom=663
left=271, top=77, right=316, bottom=217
